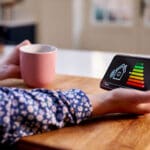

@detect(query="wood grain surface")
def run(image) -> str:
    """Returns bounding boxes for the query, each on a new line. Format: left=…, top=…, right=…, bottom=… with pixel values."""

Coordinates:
left=1, top=74, right=150, bottom=150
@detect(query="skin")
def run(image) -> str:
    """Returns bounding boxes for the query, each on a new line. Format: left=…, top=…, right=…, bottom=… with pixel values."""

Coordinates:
left=89, top=89, right=150, bottom=117
left=1, top=40, right=150, bottom=118
left=0, top=40, right=31, bottom=79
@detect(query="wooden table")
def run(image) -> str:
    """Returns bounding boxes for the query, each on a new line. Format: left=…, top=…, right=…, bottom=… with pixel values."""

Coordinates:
left=1, top=74, right=150, bottom=150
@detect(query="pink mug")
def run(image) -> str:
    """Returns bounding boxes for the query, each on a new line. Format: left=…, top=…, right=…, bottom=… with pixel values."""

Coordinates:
left=19, top=44, right=57, bottom=88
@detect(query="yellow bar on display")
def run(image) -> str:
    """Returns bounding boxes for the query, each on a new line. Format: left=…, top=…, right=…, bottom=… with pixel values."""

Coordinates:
left=130, top=72, right=144, bottom=77
left=130, top=75, right=144, bottom=80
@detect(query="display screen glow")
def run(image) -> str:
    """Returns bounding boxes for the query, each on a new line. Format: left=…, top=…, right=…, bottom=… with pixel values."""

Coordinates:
left=100, top=55, right=150, bottom=91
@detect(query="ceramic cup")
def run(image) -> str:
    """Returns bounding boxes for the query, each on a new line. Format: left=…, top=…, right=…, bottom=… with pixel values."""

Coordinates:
left=19, top=44, right=57, bottom=88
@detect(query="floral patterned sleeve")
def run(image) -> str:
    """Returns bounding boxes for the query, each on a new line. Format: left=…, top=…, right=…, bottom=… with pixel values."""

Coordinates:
left=0, top=87, right=92, bottom=144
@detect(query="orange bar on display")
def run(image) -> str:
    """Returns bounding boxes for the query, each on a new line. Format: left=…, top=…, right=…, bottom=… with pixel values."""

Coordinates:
left=128, top=78, right=144, bottom=84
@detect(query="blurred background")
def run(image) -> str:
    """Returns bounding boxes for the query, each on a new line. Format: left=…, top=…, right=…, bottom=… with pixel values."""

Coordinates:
left=0, top=0, right=150, bottom=54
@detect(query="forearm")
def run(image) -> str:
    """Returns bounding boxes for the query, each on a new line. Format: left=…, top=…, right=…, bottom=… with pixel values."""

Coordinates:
left=0, top=87, right=92, bottom=144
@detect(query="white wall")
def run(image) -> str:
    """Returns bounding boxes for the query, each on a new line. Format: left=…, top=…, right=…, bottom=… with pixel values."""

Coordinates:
left=13, top=0, right=73, bottom=48
left=14, top=0, right=39, bottom=20
left=38, top=0, right=73, bottom=48
left=6, top=0, right=150, bottom=54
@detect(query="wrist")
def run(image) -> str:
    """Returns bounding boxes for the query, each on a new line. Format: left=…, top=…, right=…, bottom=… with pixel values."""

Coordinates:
left=88, top=92, right=113, bottom=118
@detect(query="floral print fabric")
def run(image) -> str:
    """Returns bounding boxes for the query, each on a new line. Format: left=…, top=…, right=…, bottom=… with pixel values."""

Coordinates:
left=0, top=87, right=92, bottom=144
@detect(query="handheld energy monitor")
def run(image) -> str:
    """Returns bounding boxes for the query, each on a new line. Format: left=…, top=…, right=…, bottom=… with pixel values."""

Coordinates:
left=100, top=55, right=150, bottom=91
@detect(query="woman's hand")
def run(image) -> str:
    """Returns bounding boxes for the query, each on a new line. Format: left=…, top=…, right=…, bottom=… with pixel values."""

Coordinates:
left=89, top=88, right=150, bottom=117
left=0, top=40, right=31, bottom=80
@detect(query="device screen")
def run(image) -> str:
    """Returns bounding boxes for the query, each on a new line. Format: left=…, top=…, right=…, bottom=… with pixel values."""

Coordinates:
left=100, top=55, right=150, bottom=91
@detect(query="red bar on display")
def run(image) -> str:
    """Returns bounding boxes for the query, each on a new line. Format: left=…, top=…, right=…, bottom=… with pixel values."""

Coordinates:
left=127, top=81, right=144, bottom=88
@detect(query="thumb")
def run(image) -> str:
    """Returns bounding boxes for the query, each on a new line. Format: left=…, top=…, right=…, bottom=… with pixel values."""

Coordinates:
left=136, top=103, right=150, bottom=114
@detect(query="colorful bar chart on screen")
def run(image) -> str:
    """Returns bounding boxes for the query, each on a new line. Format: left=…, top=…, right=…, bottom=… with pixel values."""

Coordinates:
left=126, top=62, right=145, bottom=89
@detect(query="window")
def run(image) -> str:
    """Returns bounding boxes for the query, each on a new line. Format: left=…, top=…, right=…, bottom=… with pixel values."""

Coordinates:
left=92, top=0, right=134, bottom=25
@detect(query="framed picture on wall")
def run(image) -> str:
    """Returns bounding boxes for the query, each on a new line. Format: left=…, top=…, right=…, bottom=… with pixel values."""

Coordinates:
left=91, top=0, right=134, bottom=26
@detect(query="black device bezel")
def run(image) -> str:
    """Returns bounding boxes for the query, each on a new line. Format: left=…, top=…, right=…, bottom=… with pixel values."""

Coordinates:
left=100, top=54, right=150, bottom=91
